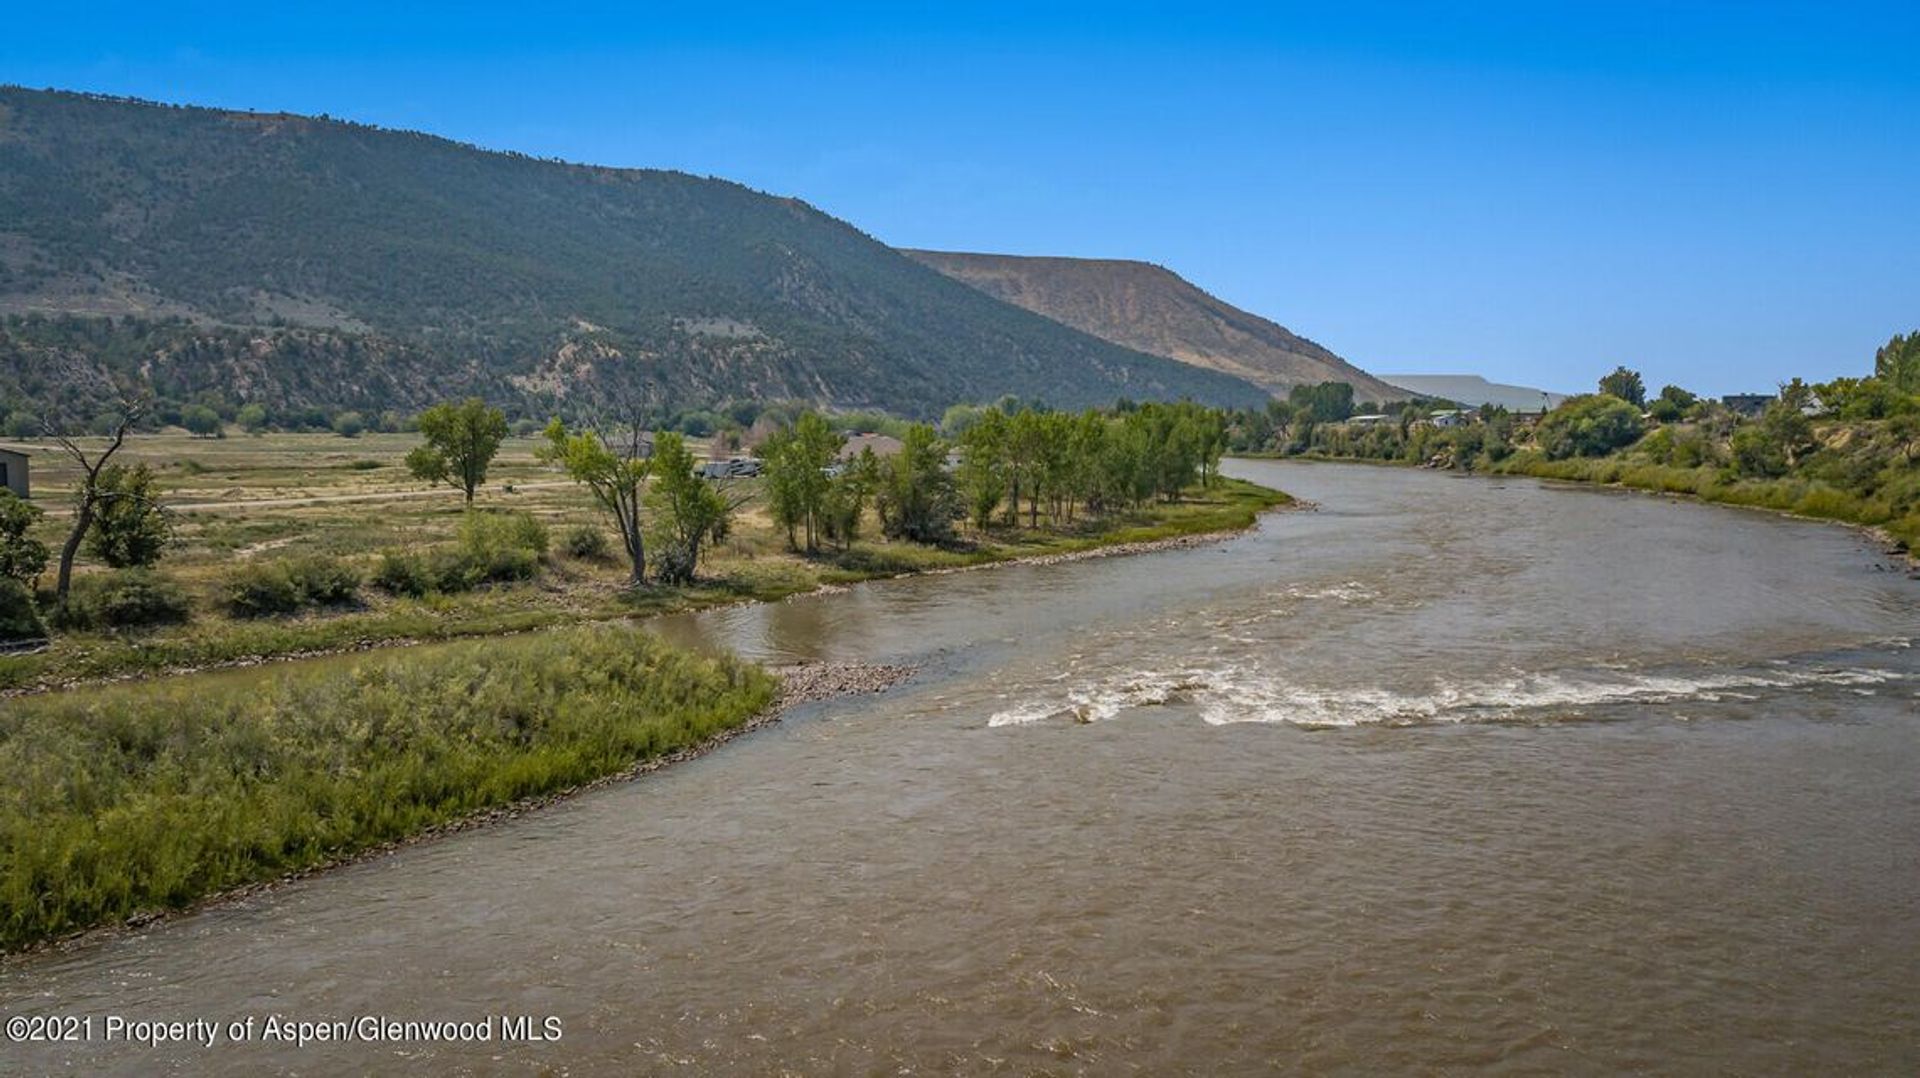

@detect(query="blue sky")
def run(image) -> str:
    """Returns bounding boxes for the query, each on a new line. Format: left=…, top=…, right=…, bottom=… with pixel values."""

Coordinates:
left=7, top=2, right=1917, bottom=395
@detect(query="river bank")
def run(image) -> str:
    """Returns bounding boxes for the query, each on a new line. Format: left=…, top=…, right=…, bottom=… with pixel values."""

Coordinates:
left=10, top=459, right=1916, bottom=1075
left=0, top=478, right=1291, bottom=695
left=3, top=657, right=916, bottom=960
left=1251, top=450, right=1918, bottom=569
left=0, top=481, right=1292, bottom=952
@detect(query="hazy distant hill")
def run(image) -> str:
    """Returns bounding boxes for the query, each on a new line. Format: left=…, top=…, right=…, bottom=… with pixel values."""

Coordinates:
left=0, top=87, right=1268, bottom=419
left=1378, top=374, right=1568, bottom=412
left=903, top=250, right=1400, bottom=402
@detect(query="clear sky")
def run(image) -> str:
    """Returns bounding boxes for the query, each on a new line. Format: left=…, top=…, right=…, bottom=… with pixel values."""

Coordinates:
left=7, top=2, right=1917, bottom=396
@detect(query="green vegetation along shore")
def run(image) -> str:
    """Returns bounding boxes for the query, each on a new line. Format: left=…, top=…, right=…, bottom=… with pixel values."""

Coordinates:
left=1221, top=334, right=1920, bottom=556
left=0, top=397, right=1292, bottom=950
left=1, top=397, right=1287, bottom=692
left=0, top=624, right=775, bottom=951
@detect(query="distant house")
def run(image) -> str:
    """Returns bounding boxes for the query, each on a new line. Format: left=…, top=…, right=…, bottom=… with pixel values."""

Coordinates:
left=1346, top=414, right=1392, bottom=427
left=701, top=456, right=762, bottom=480
left=0, top=447, right=27, bottom=498
left=1428, top=409, right=1472, bottom=428
left=839, top=432, right=904, bottom=460
left=1722, top=394, right=1774, bottom=418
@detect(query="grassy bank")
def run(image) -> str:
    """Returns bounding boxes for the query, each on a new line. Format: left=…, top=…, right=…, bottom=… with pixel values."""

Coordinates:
left=1488, top=452, right=1920, bottom=552
left=1, top=476, right=1289, bottom=693
left=0, top=624, right=775, bottom=951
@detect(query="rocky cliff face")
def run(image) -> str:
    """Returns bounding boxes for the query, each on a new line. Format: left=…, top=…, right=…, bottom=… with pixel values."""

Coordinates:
left=903, top=250, right=1400, bottom=402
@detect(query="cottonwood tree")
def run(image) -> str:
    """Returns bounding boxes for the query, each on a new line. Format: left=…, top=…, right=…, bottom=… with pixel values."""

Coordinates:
left=760, top=411, right=844, bottom=552
left=540, top=416, right=652, bottom=584
left=407, top=398, right=508, bottom=505
left=876, top=424, right=960, bottom=543
left=46, top=397, right=146, bottom=604
left=645, top=432, right=732, bottom=584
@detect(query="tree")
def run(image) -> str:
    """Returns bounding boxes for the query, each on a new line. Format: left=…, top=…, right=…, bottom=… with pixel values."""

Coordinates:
left=84, top=463, right=172, bottom=568
left=1535, top=394, right=1644, bottom=459
left=3, top=411, right=37, bottom=440
left=1875, top=331, right=1920, bottom=394
left=407, top=398, right=508, bottom=505
left=47, top=397, right=145, bottom=604
left=645, top=432, right=730, bottom=585
left=1598, top=366, right=1647, bottom=407
left=821, top=447, right=881, bottom=549
left=540, top=416, right=652, bottom=584
left=236, top=403, right=269, bottom=433
left=876, top=424, right=960, bottom=543
left=1648, top=384, right=1698, bottom=422
left=332, top=411, right=367, bottom=438
left=759, top=411, right=842, bottom=551
left=0, top=491, right=49, bottom=587
left=180, top=404, right=222, bottom=438
left=956, top=408, right=1008, bottom=532
left=1289, top=382, right=1356, bottom=423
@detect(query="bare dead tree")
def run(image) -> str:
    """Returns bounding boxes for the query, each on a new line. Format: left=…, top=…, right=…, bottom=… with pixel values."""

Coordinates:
left=46, top=396, right=147, bottom=604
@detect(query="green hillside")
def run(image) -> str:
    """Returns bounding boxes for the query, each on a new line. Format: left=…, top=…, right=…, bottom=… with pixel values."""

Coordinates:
left=0, top=87, right=1267, bottom=420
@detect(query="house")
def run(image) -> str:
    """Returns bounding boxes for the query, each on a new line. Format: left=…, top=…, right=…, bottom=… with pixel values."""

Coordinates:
left=839, top=432, right=904, bottom=460
left=1428, top=410, right=1472, bottom=428
left=0, top=447, right=27, bottom=498
left=1722, top=394, right=1774, bottom=418
left=1346, top=414, right=1392, bottom=427
left=700, top=457, right=763, bottom=480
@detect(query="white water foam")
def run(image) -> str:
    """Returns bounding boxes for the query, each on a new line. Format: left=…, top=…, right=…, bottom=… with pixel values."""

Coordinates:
left=986, top=663, right=1904, bottom=730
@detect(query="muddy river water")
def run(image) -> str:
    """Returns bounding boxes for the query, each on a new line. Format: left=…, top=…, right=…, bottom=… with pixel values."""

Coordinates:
left=4, top=460, right=1918, bottom=1075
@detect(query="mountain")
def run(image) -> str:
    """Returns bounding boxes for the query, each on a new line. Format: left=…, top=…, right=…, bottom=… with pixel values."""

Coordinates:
left=0, top=87, right=1268, bottom=420
left=1377, top=374, right=1568, bottom=412
left=901, top=250, right=1401, bottom=402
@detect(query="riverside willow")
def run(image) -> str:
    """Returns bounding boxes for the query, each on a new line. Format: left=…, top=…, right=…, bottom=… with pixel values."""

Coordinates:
left=0, top=624, right=775, bottom=950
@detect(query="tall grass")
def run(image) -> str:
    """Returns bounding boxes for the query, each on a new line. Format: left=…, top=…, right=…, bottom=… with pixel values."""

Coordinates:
left=0, top=624, right=775, bottom=950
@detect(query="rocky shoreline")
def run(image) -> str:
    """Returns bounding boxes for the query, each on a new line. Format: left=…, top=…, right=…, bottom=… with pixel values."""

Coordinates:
left=2, top=659, right=916, bottom=961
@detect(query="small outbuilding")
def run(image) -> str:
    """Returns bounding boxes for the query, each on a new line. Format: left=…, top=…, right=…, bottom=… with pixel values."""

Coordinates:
left=0, top=447, right=28, bottom=499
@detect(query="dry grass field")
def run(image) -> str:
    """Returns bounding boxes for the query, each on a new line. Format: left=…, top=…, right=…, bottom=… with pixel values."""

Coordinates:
left=3, top=430, right=1288, bottom=692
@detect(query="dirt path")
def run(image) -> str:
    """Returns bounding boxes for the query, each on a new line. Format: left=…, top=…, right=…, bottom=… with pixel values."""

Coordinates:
left=163, top=480, right=576, bottom=512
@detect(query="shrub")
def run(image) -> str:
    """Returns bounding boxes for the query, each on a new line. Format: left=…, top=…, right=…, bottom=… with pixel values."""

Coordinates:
left=332, top=411, right=368, bottom=438
left=56, top=570, right=192, bottom=631
left=448, top=510, right=547, bottom=586
left=1536, top=395, right=1645, bottom=460
left=84, top=463, right=173, bottom=568
left=563, top=524, right=611, bottom=560
left=372, top=552, right=433, bottom=597
left=0, top=578, right=46, bottom=643
left=461, top=510, right=549, bottom=557
left=284, top=555, right=361, bottom=605
left=224, top=564, right=303, bottom=617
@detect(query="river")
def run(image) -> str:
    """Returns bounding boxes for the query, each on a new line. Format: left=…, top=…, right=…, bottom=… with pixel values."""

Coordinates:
left=3, top=460, right=1917, bottom=1075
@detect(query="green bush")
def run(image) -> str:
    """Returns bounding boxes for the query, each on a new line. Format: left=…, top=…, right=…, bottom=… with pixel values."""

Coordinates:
left=223, top=564, right=303, bottom=617
left=371, top=551, right=433, bottom=597
left=461, top=509, right=549, bottom=558
left=57, top=570, right=192, bottom=631
left=0, top=579, right=46, bottom=643
left=1536, top=395, right=1646, bottom=460
left=284, top=555, right=361, bottom=605
left=412, top=510, right=550, bottom=591
left=0, top=624, right=776, bottom=948
left=563, top=524, right=611, bottom=560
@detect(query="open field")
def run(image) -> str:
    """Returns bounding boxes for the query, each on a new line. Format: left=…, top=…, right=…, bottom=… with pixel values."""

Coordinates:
left=3, top=431, right=1291, bottom=691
